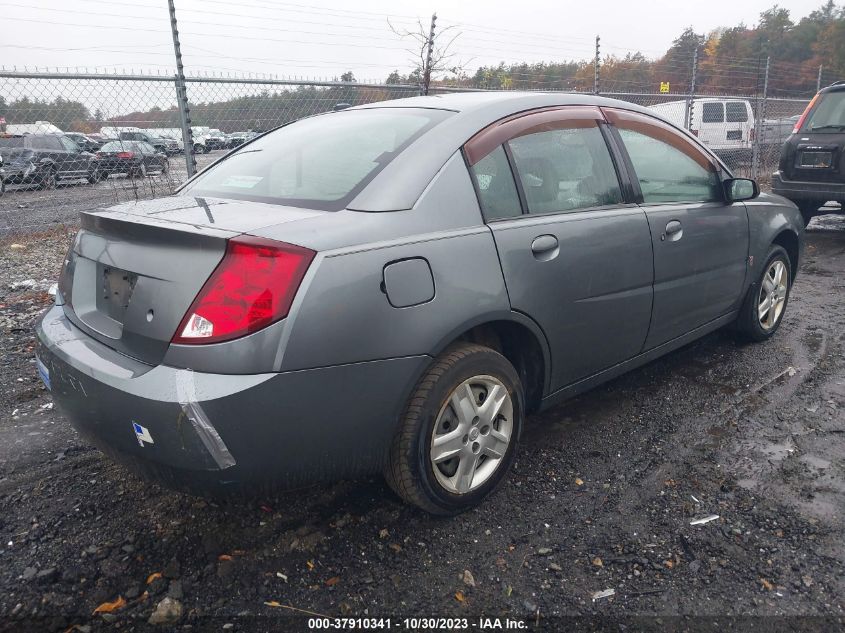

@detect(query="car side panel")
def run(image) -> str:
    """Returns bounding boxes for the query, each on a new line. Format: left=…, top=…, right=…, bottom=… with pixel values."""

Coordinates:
left=278, top=229, right=510, bottom=371
left=744, top=192, right=804, bottom=274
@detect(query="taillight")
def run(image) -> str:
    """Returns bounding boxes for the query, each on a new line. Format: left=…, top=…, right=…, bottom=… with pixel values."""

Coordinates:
left=172, top=236, right=315, bottom=345
left=793, top=93, right=820, bottom=134
left=749, top=128, right=755, bottom=142
left=95, top=152, right=102, bottom=159
left=117, top=151, right=134, bottom=159
left=690, top=129, right=699, bottom=137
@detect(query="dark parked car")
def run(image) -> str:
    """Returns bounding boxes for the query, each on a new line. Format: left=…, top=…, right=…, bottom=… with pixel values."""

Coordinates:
left=205, top=129, right=228, bottom=151
left=773, top=81, right=845, bottom=224
left=65, top=132, right=103, bottom=153
left=118, top=131, right=181, bottom=156
left=36, top=93, right=803, bottom=514
left=96, top=140, right=169, bottom=178
left=0, top=133, right=101, bottom=189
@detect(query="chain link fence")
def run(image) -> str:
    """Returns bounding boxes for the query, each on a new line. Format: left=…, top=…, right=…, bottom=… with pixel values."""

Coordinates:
left=0, top=70, right=817, bottom=239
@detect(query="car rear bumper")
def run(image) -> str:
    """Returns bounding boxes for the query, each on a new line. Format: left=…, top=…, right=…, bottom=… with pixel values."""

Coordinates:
left=35, top=305, right=429, bottom=493
left=772, top=171, right=845, bottom=202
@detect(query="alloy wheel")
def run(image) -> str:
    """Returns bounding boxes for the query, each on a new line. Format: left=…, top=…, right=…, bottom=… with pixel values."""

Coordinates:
left=758, top=259, right=788, bottom=330
left=430, top=375, right=514, bottom=495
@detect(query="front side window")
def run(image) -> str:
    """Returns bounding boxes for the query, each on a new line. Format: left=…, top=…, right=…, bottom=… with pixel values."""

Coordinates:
left=183, top=108, right=451, bottom=211
left=469, top=145, right=521, bottom=221
left=701, top=102, right=724, bottom=123
left=507, top=125, right=623, bottom=214
left=618, top=128, right=721, bottom=203
left=60, top=137, right=79, bottom=151
left=726, top=102, right=749, bottom=122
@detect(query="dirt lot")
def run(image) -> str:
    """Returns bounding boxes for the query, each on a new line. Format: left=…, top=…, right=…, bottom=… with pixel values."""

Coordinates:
left=0, top=212, right=843, bottom=632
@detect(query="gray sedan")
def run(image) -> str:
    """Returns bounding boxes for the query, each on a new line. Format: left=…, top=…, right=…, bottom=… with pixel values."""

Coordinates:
left=36, top=92, right=803, bottom=514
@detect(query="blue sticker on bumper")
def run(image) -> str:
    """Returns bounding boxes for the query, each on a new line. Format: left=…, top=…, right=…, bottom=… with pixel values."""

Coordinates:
left=36, top=356, right=51, bottom=391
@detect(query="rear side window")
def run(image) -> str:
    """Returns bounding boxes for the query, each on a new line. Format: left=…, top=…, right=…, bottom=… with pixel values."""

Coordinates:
left=803, top=91, right=845, bottom=132
left=507, top=126, right=623, bottom=214
left=726, top=102, right=749, bottom=122
left=183, top=108, right=451, bottom=211
left=701, top=102, right=724, bottom=123
left=470, top=145, right=521, bottom=221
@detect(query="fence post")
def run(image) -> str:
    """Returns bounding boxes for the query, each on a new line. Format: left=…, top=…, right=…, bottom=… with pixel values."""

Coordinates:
left=594, top=35, right=600, bottom=95
left=422, top=13, right=437, bottom=96
left=685, top=47, right=698, bottom=131
left=752, top=56, right=770, bottom=181
left=817, top=64, right=823, bottom=92
left=167, top=0, right=195, bottom=177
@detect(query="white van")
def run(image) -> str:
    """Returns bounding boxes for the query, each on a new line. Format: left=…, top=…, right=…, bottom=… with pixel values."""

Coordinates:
left=648, top=99, right=755, bottom=163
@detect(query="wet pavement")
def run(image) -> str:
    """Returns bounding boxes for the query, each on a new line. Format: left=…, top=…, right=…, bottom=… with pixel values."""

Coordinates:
left=0, top=214, right=843, bottom=631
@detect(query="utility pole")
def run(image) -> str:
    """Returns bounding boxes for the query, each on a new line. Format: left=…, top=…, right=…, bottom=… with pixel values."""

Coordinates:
left=594, top=35, right=600, bottom=95
left=168, top=0, right=195, bottom=177
left=685, top=46, right=699, bottom=131
left=422, top=13, right=437, bottom=96
left=817, top=64, right=823, bottom=92
left=752, top=56, right=770, bottom=180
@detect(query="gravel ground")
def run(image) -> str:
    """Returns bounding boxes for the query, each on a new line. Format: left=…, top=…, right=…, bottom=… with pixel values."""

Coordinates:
left=0, top=212, right=843, bottom=632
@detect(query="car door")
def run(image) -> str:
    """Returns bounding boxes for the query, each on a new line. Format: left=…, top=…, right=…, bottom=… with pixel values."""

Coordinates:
left=697, top=101, right=725, bottom=150
left=464, top=106, right=654, bottom=392
left=59, top=136, right=87, bottom=176
left=603, top=107, right=749, bottom=350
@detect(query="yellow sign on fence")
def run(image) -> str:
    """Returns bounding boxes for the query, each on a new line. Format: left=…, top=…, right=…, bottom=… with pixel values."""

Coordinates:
left=659, top=82, right=670, bottom=93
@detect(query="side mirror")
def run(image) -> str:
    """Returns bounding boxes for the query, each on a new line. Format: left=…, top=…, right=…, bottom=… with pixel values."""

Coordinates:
left=725, top=178, right=759, bottom=202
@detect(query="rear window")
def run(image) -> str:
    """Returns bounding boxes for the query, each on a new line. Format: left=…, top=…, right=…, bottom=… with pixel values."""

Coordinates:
left=803, top=91, right=845, bottom=132
left=101, top=141, right=138, bottom=151
left=182, top=108, right=452, bottom=211
left=0, top=137, right=26, bottom=148
left=726, top=102, right=749, bottom=123
left=701, top=103, right=724, bottom=123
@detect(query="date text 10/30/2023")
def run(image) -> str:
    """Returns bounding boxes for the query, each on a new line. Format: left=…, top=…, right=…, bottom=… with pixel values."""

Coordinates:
left=307, top=617, right=529, bottom=630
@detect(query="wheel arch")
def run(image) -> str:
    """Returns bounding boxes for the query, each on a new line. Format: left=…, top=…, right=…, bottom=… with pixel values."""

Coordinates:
left=429, top=312, right=551, bottom=414
left=772, top=228, right=800, bottom=280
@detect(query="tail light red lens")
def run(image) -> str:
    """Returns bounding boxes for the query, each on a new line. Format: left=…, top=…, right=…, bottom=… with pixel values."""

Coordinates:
left=172, top=236, right=315, bottom=345
left=793, top=93, right=819, bottom=134
left=116, top=151, right=135, bottom=159
left=95, top=152, right=102, bottom=159
left=749, top=128, right=755, bottom=142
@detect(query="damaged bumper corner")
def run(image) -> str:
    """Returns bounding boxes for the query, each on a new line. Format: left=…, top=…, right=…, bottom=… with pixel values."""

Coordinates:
left=34, top=305, right=429, bottom=492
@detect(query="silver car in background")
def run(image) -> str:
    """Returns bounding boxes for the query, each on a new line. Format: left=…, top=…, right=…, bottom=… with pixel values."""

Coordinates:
left=36, top=92, right=803, bottom=514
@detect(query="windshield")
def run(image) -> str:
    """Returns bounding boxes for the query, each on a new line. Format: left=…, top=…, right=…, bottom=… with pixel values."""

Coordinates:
left=182, top=107, right=451, bottom=211
left=803, top=91, right=845, bottom=132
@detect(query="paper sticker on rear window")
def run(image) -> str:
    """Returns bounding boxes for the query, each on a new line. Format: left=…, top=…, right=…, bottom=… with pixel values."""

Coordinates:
left=220, top=175, right=263, bottom=189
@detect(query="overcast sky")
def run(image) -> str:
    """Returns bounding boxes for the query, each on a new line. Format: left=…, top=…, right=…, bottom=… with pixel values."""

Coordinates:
left=1, top=0, right=827, bottom=81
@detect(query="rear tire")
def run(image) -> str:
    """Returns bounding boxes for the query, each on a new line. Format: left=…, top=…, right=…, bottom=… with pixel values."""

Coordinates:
left=384, top=343, right=524, bottom=515
left=737, top=245, right=792, bottom=342
left=795, top=200, right=820, bottom=227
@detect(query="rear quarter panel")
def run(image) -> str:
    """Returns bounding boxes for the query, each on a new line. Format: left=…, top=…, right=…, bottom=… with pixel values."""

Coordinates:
left=275, top=152, right=513, bottom=372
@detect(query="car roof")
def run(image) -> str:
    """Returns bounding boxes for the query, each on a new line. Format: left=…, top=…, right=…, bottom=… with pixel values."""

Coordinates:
left=821, top=81, right=845, bottom=93
left=345, top=91, right=707, bottom=211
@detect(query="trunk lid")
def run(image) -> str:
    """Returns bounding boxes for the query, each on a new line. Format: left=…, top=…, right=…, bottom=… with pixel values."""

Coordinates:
left=60, top=196, right=327, bottom=365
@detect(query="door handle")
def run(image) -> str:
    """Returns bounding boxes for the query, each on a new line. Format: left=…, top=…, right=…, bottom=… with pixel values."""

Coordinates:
left=531, top=234, right=559, bottom=261
left=663, top=220, right=683, bottom=242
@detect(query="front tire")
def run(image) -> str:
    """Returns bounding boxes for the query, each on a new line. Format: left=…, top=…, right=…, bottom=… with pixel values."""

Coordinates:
left=737, top=245, right=792, bottom=342
left=39, top=168, right=57, bottom=190
left=385, top=343, right=524, bottom=515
